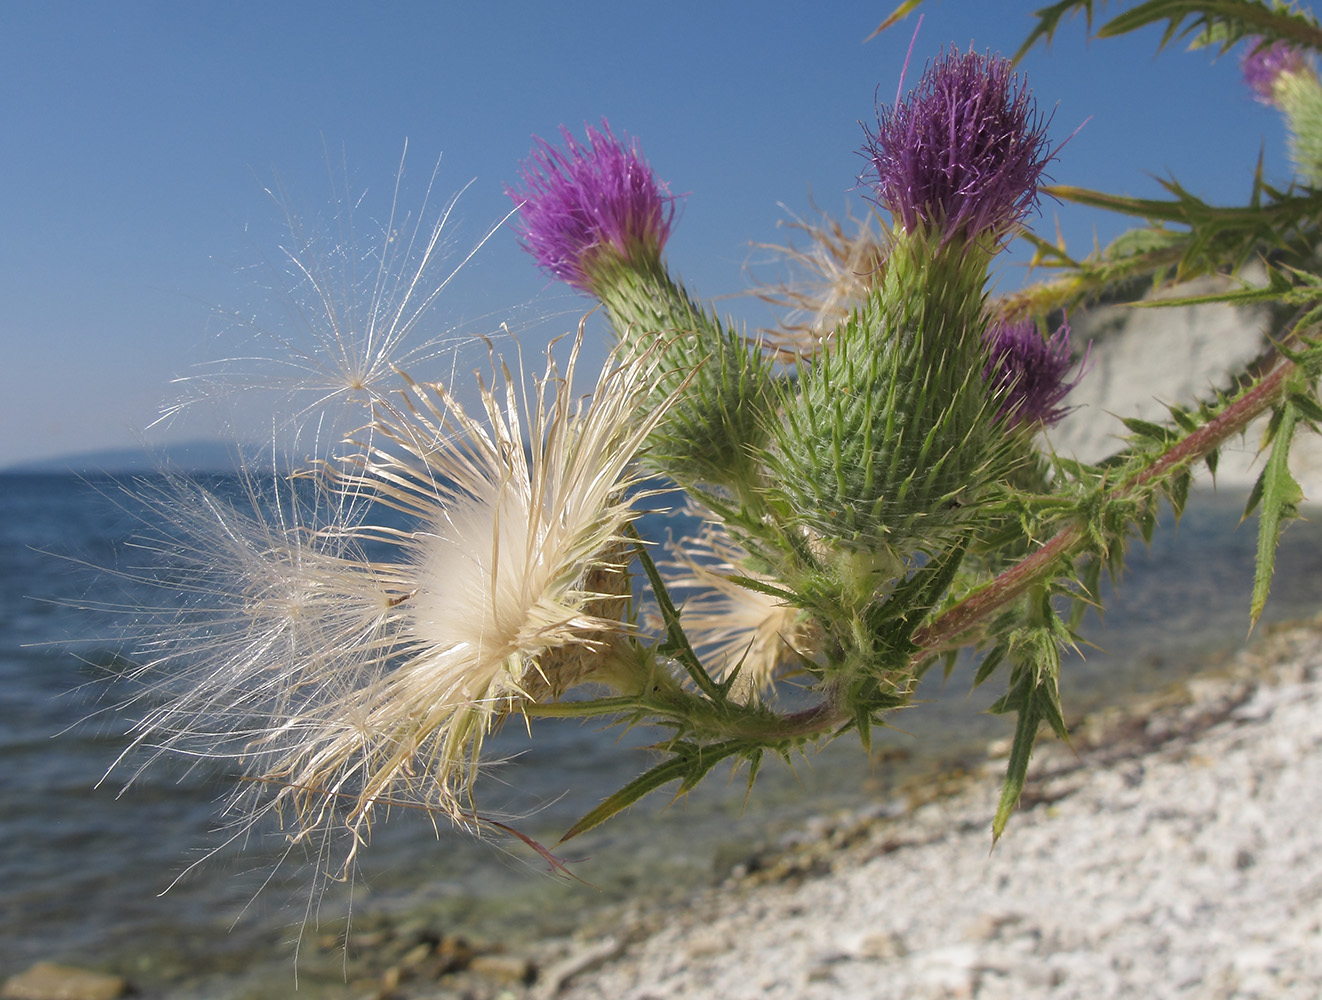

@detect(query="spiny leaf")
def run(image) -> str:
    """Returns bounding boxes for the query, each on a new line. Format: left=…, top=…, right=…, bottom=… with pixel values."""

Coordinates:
left=940, top=647, right=960, bottom=681
left=866, top=0, right=927, bottom=40
left=1097, top=0, right=1322, bottom=52
left=558, top=740, right=745, bottom=843
left=1138, top=501, right=1158, bottom=545
left=1289, top=391, right=1322, bottom=426
left=1068, top=555, right=1103, bottom=630
left=992, top=676, right=1042, bottom=844
left=1249, top=401, right=1303, bottom=628
left=628, top=525, right=724, bottom=701
left=1129, top=266, right=1294, bottom=308
left=854, top=703, right=872, bottom=753
left=745, top=747, right=763, bottom=793
left=974, top=643, right=1008, bottom=688
left=1167, top=403, right=1200, bottom=434
left=1121, top=416, right=1175, bottom=446
left=1015, top=1, right=1098, bottom=62
left=723, top=574, right=802, bottom=605
left=1168, top=469, right=1192, bottom=519
left=558, top=755, right=694, bottom=844
left=988, top=595, right=1072, bottom=843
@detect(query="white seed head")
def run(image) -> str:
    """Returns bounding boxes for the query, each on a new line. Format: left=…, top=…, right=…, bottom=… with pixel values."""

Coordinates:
left=113, top=327, right=675, bottom=878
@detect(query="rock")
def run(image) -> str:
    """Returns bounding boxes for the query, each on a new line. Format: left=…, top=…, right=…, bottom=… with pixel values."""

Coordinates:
left=909, top=944, right=980, bottom=999
left=533, top=938, right=624, bottom=999
left=468, top=953, right=535, bottom=985
left=435, top=935, right=477, bottom=972
left=398, top=942, right=434, bottom=968
left=964, top=910, right=1023, bottom=942
left=856, top=931, right=909, bottom=961
left=1, top=963, right=127, bottom=1000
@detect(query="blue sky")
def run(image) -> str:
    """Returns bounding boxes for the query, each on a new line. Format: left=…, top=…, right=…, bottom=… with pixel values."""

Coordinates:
left=0, top=1, right=1295, bottom=469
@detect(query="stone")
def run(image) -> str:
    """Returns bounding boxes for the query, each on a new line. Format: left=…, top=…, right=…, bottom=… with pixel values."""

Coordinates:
left=534, top=938, right=624, bottom=999
left=1, top=963, right=128, bottom=1000
left=856, top=931, right=909, bottom=961
left=468, top=953, right=535, bottom=985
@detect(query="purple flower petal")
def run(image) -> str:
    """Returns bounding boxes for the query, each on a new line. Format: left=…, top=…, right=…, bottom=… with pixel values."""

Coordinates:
left=982, top=317, right=1083, bottom=427
left=863, top=48, right=1054, bottom=243
left=1242, top=37, right=1307, bottom=105
left=507, top=120, right=675, bottom=292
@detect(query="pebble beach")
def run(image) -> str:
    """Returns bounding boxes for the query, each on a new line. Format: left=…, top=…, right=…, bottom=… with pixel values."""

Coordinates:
left=539, top=615, right=1322, bottom=1000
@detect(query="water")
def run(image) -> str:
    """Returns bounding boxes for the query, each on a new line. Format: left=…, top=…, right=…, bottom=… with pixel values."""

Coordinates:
left=2, top=472, right=1321, bottom=994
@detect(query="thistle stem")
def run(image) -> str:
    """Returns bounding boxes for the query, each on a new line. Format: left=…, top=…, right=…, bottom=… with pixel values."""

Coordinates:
left=912, top=359, right=1296, bottom=658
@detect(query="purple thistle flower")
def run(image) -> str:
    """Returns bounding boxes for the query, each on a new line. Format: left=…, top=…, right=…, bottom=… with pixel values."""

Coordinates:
left=982, top=317, right=1083, bottom=428
left=1242, top=37, right=1308, bottom=105
left=863, top=48, right=1054, bottom=243
left=507, top=120, right=675, bottom=292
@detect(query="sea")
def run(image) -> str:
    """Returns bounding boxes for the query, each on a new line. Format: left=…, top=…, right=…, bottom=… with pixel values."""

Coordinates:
left=2, top=472, right=1321, bottom=996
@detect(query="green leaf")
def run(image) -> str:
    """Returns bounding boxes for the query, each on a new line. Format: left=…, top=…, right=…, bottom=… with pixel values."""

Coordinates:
left=628, top=525, right=724, bottom=701
left=854, top=703, right=873, bottom=753
left=866, top=0, right=927, bottom=40
left=1129, top=266, right=1294, bottom=308
left=1138, top=502, right=1158, bottom=545
left=1068, top=555, right=1103, bottom=630
left=1249, top=402, right=1303, bottom=628
left=988, top=595, right=1071, bottom=843
left=558, top=755, right=694, bottom=844
left=1120, top=416, right=1174, bottom=445
left=993, top=677, right=1042, bottom=844
left=1015, top=1, right=1097, bottom=62
left=974, top=643, right=1007, bottom=688
left=1167, top=403, right=1200, bottom=434
left=1289, top=391, right=1322, bottom=426
left=1097, top=0, right=1322, bottom=52
left=1168, top=469, right=1191, bottom=520
left=558, top=740, right=744, bottom=843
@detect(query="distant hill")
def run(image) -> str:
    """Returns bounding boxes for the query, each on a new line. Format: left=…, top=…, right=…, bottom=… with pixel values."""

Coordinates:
left=1, top=440, right=268, bottom=476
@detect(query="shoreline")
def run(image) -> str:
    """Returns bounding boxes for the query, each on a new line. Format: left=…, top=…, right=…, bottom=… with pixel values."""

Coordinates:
left=8, top=614, right=1322, bottom=1000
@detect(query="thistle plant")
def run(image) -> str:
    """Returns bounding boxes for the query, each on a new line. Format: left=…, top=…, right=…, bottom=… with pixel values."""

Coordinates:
left=105, top=0, right=1322, bottom=891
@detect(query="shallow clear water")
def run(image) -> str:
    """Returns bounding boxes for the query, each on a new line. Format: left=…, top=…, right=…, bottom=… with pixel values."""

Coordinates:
left=2, top=473, right=1319, bottom=994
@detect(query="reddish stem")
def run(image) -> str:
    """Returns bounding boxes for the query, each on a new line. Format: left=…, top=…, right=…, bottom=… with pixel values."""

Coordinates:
left=911, top=360, right=1295, bottom=658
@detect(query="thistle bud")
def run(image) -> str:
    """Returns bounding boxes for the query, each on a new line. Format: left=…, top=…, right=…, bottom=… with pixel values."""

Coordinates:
left=1242, top=38, right=1309, bottom=106
left=507, top=120, right=675, bottom=293
left=767, top=50, right=1058, bottom=568
left=1241, top=37, right=1322, bottom=185
left=982, top=317, right=1083, bottom=428
left=863, top=48, right=1054, bottom=246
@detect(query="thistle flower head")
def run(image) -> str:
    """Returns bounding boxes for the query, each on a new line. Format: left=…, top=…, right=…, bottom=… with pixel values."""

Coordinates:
left=114, top=330, right=675, bottom=874
left=982, top=316, right=1083, bottom=427
left=1242, top=37, right=1309, bottom=105
left=863, top=48, right=1054, bottom=244
left=508, top=120, right=675, bottom=292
